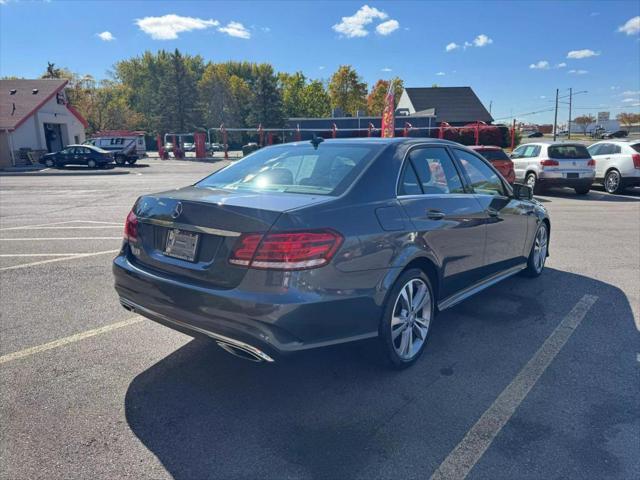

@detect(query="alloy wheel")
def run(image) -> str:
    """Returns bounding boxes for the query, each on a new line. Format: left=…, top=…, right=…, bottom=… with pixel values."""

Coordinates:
left=525, top=173, right=536, bottom=189
left=605, top=171, right=620, bottom=194
left=391, top=278, right=432, bottom=360
left=533, top=224, right=548, bottom=273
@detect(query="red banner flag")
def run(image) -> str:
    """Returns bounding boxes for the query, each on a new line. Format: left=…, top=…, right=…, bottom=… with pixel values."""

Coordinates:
left=380, top=81, right=395, bottom=138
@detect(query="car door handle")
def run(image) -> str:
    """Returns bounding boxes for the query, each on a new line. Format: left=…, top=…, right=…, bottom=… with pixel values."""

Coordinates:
left=487, top=208, right=500, bottom=218
left=426, top=209, right=445, bottom=220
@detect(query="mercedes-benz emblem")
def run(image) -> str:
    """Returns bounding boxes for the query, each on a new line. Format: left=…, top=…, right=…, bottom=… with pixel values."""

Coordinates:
left=171, top=202, right=183, bottom=219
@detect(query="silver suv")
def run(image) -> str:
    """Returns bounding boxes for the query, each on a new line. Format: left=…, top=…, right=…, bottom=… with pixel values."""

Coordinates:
left=510, top=142, right=595, bottom=195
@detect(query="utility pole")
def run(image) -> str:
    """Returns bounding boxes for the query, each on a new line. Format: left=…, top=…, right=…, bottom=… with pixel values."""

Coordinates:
left=553, top=88, right=559, bottom=141
left=567, top=88, right=573, bottom=140
left=489, top=100, right=492, bottom=114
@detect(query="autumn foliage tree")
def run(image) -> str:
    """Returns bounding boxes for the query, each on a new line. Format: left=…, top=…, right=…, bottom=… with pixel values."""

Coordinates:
left=366, top=78, right=404, bottom=116
left=573, top=114, right=596, bottom=135
left=616, top=112, right=640, bottom=129
left=328, top=65, right=367, bottom=116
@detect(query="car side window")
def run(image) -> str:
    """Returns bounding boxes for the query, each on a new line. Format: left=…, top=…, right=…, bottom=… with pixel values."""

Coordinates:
left=598, top=144, right=613, bottom=155
left=612, top=145, right=621, bottom=154
left=408, top=147, right=465, bottom=194
left=587, top=144, right=601, bottom=156
left=453, top=149, right=506, bottom=197
left=511, top=145, right=526, bottom=158
left=522, top=145, right=541, bottom=158
left=399, top=163, right=422, bottom=195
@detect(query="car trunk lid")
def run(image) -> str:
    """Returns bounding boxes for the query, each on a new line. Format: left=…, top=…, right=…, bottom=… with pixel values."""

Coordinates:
left=128, top=186, right=331, bottom=288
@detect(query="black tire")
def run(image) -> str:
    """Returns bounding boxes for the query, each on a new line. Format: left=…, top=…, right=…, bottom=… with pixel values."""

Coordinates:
left=522, top=222, right=548, bottom=278
left=380, top=268, right=435, bottom=369
left=604, top=169, right=623, bottom=194
left=115, top=156, right=126, bottom=166
left=126, top=158, right=137, bottom=165
left=574, top=185, right=590, bottom=195
left=87, top=159, right=97, bottom=169
left=44, top=158, right=54, bottom=168
left=525, top=172, right=542, bottom=194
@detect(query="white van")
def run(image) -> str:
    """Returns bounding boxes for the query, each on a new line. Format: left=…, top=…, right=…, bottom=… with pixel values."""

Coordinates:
left=86, top=131, right=146, bottom=165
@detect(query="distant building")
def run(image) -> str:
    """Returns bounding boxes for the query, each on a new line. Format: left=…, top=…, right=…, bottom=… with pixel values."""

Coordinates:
left=396, top=87, right=493, bottom=126
left=0, top=79, right=88, bottom=167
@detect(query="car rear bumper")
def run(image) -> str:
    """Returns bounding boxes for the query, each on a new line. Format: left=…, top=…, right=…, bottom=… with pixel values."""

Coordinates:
left=113, top=252, right=383, bottom=359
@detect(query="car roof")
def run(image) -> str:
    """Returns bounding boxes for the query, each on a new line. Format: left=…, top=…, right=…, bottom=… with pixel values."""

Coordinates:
left=287, top=138, right=463, bottom=147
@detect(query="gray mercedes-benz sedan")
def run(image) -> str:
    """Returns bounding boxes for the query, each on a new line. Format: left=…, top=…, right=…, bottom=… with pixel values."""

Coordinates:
left=113, top=138, right=550, bottom=368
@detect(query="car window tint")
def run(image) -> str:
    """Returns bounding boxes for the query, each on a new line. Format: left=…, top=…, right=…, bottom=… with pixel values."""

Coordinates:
left=587, top=144, right=601, bottom=156
left=512, top=145, right=526, bottom=157
left=197, top=144, right=379, bottom=196
left=612, top=145, right=621, bottom=154
left=522, top=145, right=540, bottom=158
left=548, top=145, right=590, bottom=159
left=409, top=147, right=465, bottom=195
left=454, top=149, right=506, bottom=197
left=399, top=163, right=422, bottom=195
left=476, top=149, right=509, bottom=161
left=631, top=143, right=640, bottom=153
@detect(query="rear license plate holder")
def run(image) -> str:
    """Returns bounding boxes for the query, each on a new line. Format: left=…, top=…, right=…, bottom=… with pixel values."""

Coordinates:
left=566, top=173, right=579, bottom=179
left=164, top=228, right=199, bottom=262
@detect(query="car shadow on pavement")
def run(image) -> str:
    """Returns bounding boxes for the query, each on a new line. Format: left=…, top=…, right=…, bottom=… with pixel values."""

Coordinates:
left=124, top=268, right=638, bottom=480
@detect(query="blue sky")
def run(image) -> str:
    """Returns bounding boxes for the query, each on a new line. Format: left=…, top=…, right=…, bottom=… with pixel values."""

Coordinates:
left=1, top=0, right=639, bottom=124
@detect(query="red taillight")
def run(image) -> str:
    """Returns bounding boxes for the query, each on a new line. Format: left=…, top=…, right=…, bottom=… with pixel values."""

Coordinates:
left=632, top=154, right=640, bottom=169
left=124, top=210, right=138, bottom=242
left=229, top=230, right=343, bottom=270
left=587, top=159, right=596, bottom=167
left=540, top=159, right=559, bottom=167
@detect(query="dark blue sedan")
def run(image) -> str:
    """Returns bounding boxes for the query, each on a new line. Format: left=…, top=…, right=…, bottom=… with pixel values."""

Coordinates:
left=40, top=144, right=113, bottom=168
left=113, top=138, right=550, bottom=368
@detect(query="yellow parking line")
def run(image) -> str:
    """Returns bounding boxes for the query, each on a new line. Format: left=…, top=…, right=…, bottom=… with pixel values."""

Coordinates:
left=0, top=249, right=119, bottom=271
left=430, top=294, right=598, bottom=480
left=0, top=317, right=143, bottom=365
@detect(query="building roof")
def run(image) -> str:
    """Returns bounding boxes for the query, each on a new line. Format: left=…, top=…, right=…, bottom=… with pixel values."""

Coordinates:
left=0, top=79, right=87, bottom=131
left=403, top=87, right=493, bottom=123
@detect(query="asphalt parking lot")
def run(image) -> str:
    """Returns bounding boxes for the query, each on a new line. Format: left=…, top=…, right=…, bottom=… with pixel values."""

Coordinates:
left=1, top=159, right=639, bottom=480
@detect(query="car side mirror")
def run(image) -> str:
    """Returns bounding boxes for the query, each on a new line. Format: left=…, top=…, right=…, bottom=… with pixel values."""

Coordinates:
left=513, top=183, right=533, bottom=200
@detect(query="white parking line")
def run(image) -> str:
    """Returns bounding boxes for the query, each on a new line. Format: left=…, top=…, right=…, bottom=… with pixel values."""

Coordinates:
left=3, top=226, right=122, bottom=230
left=0, top=317, right=143, bottom=365
left=0, top=237, right=122, bottom=241
left=0, top=253, right=96, bottom=257
left=0, top=249, right=119, bottom=271
left=0, top=220, right=121, bottom=231
left=430, top=294, right=598, bottom=480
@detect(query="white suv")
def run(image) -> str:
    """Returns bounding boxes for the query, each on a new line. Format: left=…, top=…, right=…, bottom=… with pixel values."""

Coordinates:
left=587, top=140, right=640, bottom=194
left=510, top=142, right=596, bottom=195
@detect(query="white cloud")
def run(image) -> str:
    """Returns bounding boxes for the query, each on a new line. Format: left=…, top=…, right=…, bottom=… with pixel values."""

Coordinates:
left=529, top=60, right=550, bottom=70
left=97, top=31, right=115, bottom=41
left=590, top=12, right=600, bottom=17
left=376, top=19, right=399, bottom=35
left=445, top=42, right=459, bottom=52
left=622, top=98, right=637, bottom=103
left=436, top=72, right=446, bottom=76
left=568, top=69, right=588, bottom=75
left=381, top=67, right=392, bottom=72
left=567, top=49, right=599, bottom=59
left=618, top=16, right=640, bottom=35
left=540, top=95, right=547, bottom=99
left=318, top=66, right=325, bottom=70
left=332, top=5, right=390, bottom=38
left=463, top=41, right=473, bottom=49
left=622, top=90, right=640, bottom=96
left=218, top=21, right=250, bottom=39
left=136, top=14, right=219, bottom=40
left=261, top=26, right=271, bottom=33
left=611, top=86, right=620, bottom=90
left=555, top=62, right=567, bottom=68
left=473, top=34, right=493, bottom=47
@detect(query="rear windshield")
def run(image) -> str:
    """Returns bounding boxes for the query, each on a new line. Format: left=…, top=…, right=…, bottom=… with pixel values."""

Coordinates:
left=477, top=149, right=509, bottom=161
left=548, top=145, right=590, bottom=159
left=196, top=144, right=380, bottom=196
left=631, top=144, right=640, bottom=153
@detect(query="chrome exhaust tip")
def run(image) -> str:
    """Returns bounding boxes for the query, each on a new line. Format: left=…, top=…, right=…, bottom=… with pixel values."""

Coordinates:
left=216, top=341, right=266, bottom=362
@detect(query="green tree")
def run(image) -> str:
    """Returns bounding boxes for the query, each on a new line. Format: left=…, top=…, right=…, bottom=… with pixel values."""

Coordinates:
left=301, top=80, right=331, bottom=117
left=328, top=65, right=367, bottom=115
left=366, top=78, right=404, bottom=116
left=279, top=72, right=307, bottom=118
left=246, top=63, right=283, bottom=127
